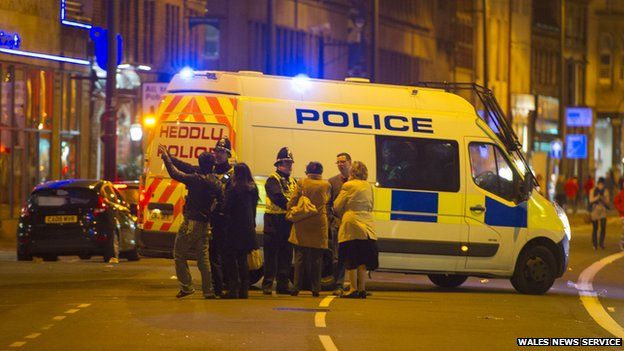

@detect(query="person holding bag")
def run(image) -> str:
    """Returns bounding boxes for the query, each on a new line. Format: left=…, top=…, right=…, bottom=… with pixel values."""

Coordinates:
left=590, top=177, right=610, bottom=250
left=222, top=163, right=260, bottom=299
left=334, top=161, right=378, bottom=299
left=287, top=161, right=331, bottom=297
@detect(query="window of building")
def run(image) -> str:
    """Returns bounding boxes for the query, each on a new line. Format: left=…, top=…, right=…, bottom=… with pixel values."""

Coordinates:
left=143, top=0, right=155, bottom=64
left=469, top=143, right=518, bottom=201
left=376, top=135, right=460, bottom=192
left=599, top=33, right=613, bottom=84
left=204, top=24, right=220, bottom=60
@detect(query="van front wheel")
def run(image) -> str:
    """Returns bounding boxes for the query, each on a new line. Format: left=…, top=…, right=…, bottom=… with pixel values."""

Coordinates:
left=428, top=274, right=468, bottom=288
left=511, top=245, right=556, bottom=295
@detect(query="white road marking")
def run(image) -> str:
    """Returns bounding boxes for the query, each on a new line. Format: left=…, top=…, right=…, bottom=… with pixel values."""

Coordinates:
left=77, top=303, right=91, bottom=308
left=41, top=325, right=54, bottom=330
left=608, top=307, right=616, bottom=313
left=315, top=312, right=327, bottom=328
left=52, top=316, right=66, bottom=321
left=319, top=296, right=335, bottom=308
left=24, top=333, right=40, bottom=339
left=64, top=309, right=80, bottom=314
left=319, top=335, right=339, bottom=351
left=577, top=251, right=624, bottom=338
left=8, top=342, right=26, bottom=348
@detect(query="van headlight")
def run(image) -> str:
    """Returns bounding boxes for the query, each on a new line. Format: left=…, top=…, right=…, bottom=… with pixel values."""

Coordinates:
left=554, top=203, right=571, bottom=240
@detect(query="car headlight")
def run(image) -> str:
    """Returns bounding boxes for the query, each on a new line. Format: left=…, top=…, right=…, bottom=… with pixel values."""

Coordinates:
left=554, top=203, right=571, bottom=240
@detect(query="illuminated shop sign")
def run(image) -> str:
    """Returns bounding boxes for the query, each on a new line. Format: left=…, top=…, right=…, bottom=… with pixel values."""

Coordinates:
left=0, top=31, right=20, bottom=49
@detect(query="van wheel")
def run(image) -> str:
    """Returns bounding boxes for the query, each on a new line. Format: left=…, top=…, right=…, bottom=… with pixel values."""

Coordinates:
left=428, top=274, right=468, bottom=288
left=511, top=245, right=556, bottom=295
left=124, top=248, right=140, bottom=261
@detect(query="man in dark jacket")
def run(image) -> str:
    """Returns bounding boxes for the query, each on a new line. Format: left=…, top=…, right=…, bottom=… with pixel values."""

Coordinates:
left=210, top=137, right=234, bottom=296
left=159, top=144, right=223, bottom=299
left=262, top=147, right=297, bottom=295
left=327, top=152, right=352, bottom=295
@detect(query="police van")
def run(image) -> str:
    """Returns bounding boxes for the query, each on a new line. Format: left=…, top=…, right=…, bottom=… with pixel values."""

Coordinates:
left=139, top=71, right=570, bottom=295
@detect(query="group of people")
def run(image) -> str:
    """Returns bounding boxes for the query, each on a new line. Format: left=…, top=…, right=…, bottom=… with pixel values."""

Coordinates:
left=159, top=138, right=378, bottom=300
left=555, top=173, right=624, bottom=251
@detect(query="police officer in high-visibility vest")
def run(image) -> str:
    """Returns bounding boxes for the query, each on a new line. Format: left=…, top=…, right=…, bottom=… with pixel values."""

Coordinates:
left=262, top=147, right=297, bottom=295
left=210, top=137, right=234, bottom=297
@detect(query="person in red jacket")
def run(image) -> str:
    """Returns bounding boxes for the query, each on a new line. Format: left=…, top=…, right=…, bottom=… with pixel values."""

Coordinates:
left=584, top=176, right=595, bottom=210
left=613, top=183, right=624, bottom=251
left=564, top=176, right=579, bottom=213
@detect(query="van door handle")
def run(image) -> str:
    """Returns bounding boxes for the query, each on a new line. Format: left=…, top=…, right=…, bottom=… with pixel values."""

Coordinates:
left=470, top=205, right=486, bottom=213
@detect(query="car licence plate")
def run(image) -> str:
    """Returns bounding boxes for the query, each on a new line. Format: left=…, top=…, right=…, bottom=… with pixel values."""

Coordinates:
left=45, top=215, right=78, bottom=224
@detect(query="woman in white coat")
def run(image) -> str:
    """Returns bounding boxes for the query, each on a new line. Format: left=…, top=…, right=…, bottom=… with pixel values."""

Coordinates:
left=333, top=161, right=378, bottom=299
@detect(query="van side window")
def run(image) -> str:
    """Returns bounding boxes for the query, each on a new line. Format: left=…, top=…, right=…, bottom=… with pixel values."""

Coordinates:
left=468, top=143, right=517, bottom=201
left=376, top=135, right=460, bottom=192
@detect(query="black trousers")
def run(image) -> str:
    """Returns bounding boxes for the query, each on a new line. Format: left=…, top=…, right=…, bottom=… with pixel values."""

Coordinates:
left=262, top=214, right=293, bottom=291
left=592, top=218, right=607, bottom=248
left=292, top=246, right=323, bottom=293
left=224, top=250, right=250, bottom=297
left=209, top=226, right=225, bottom=294
left=330, top=226, right=345, bottom=289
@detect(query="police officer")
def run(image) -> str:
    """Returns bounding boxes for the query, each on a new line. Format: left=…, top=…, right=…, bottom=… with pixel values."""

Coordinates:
left=210, top=136, right=234, bottom=297
left=262, top=147, right=297, bottom=295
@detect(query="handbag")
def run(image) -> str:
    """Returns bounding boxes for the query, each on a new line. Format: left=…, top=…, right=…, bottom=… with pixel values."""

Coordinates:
left=286, top=185, right=318, bottom=222
left=247, top=249, right=263, bottom=271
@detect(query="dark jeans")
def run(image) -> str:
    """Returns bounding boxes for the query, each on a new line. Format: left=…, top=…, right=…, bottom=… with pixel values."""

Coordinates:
left=592, top=218, right=607, bottom=248
left=330, top=225, right=345, bottom=289
left=224, top=250, right=250, bottom=297
left=174, top=219, right=213, bottom=295
left=209, top=227, right=225, bottom=295
left=292, top=246, right=323, bottom=293
left=262, top=215, right=293, bottom=291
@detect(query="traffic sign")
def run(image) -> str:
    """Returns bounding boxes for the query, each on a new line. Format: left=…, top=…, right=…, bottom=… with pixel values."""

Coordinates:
left=566, top=134, right=587, bottom=159
left=549, top=140, right=562, bottom=159
left=566, top=107, right=592, bottom=127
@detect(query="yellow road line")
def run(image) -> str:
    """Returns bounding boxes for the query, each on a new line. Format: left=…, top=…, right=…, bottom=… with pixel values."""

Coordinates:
left=319, top=296, right=336, bottom=308
left=77, top=303, right=91, bottom=308
left=318, top=335, right=339, bottom=351
left=315, top=312, right=327, bottom=328
left=64, top=309, right=80, bottom=314
left=24, top=334, right=40, bottom=339
left=52, top=316, right=66, bottom=321
left=577, top=252, right=624, bottom=338
left=9, top=342, right=26, bottom=348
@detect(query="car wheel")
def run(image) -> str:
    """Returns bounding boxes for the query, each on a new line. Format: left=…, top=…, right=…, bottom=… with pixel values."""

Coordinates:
left=124, top=248, right=140, bottom=261
left=42, top=255, right=58, bottom=262
left=428, top=274, right=468, bottom=288
left=17, top=251, right=33, bottom=261
left=511, top=245, right=556, bottom=295
left=103, top=231, right=120, bottom=262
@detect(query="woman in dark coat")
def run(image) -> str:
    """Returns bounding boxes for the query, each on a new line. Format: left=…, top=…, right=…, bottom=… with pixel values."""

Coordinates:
left=223, top=163, right=259, bottom=299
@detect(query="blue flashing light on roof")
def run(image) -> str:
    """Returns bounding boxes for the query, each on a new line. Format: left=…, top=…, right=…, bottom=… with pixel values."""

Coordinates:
left=292, top=73, right=311, bottom=93
left=180, top=67, right=195, bottom=80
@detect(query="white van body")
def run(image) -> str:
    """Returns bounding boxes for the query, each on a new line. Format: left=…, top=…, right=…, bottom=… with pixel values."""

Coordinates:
left=139, top=71, right=570, bottom=294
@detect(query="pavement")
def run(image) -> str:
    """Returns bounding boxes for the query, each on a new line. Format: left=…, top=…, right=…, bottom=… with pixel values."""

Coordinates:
left=1, top=213, right=624, bottom=350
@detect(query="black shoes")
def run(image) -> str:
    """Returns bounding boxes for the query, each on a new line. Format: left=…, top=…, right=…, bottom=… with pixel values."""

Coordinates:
left=290, top=290, right=299, bottom=296
left=341, top=291, right=367, bottom=299
left=262, top=287, right=272, bottom=295
left=176, top=290, right=195, bottom=298
left=204, top=293, right=217, bottom=299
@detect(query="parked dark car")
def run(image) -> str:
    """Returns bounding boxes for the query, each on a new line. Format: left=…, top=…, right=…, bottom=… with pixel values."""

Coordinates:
left=16, top=179, right=139, bottom=262
left=113, top=180, right=139, bottom=216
